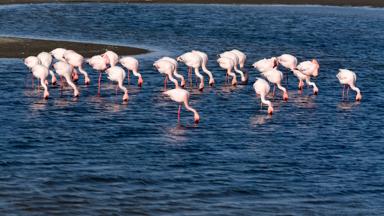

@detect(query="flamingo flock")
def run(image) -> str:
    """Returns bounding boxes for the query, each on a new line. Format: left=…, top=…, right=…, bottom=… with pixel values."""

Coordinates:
left=24, top=49, right=363, bottom=124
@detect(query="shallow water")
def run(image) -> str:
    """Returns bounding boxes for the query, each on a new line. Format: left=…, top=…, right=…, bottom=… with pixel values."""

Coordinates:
left=1, top=3, right=384, bottom=215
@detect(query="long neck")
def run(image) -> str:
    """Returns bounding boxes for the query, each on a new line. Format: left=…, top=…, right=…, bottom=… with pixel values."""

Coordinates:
left=118, top=80, right=127, bottom=92
left=234, top=67, right=246, bottom=82
left=132, top=69, right=142, bottom=78
left=260, top=94, right=272, bottom=109
left=173, top=69, right=184, bottom=82
left=78, top=65, right=88, bottom=76
left=277, top=83, right=287, bottom=93
left=183, top=98, right=198, bottom=118
left=194, top=67, right=204, bottom=83
left=305, top=77, right=317, bottom=88
left=350, top=83, right=360, bottom=95
left=168, top=73, right=179, bottom=88
left=202, top=67, right=214, bottom=84
left=64, top=74, right=77, bottom=92
left=40, top=78, right=48, bottom=92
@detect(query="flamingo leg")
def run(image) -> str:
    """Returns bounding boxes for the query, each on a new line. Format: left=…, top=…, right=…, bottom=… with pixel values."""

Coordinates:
left=60, top=76, right=63, bottom=96
left=272, top=85, right=276, bottom=98
left=260, top=101, right=262, bottom=111
left=115, top=85, right=118, bottom=96
left=342, top=84, right=345, bottom=100
left=188, top=67, right=192, bottom=88
left=225, top=73, right=229, bottom=85
left=31, top=75, right=34, bottom=89
left=346, top=86, right=349, bottom=99
left=98, top=72, right=102, bottom=96
left=164, top=76, right=168, bottom=90
left=38, top=78, right=40, bottom=93
left=127, top=69, right=130, bottom=85
left=178, top=104, right=181, bottom=123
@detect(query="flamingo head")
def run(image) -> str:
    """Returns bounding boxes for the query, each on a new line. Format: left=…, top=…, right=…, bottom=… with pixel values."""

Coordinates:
left=231, top=77, right=237, bottom=86
left=138, top=76, right=143, bottom=87
left=85, top=76, right=91, bottom=85
left=268, top=106, right=274, bottom=115
left=356, top=93, right=362, bottom=101
left=51, top=75, right=57, bottom=86
left=199, top=83, right=204, bottom=91
left=43, top=90, right=49, bottom=100
left=194, top=112, right=200, bottom=124
left=123, top=90, right=129, bottom=101
left=181, top=79, right=186, bottom=88
left=74, top=89, right=79, bottom=97
left=72, top=70, right=79, bottom=82
left=283, top=91, right=289, bottom=101
left=313, top=86, right=319, bottom=95
left=209, top=78, right=215, bottom=87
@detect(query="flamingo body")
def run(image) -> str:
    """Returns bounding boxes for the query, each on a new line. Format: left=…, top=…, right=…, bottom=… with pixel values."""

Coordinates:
left=336, top=69, right=362, bottom=101
left=164, top=88, right=200, bottom=124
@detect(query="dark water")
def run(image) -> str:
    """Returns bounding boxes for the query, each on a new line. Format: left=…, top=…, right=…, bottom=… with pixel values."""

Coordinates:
left=1, top=3, right=384, bottom=215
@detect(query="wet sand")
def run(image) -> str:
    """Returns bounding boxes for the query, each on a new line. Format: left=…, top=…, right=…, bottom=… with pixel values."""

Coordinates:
left=0, top=0, right=383, bottom=7
left=0, top=37, right=149, bottom=58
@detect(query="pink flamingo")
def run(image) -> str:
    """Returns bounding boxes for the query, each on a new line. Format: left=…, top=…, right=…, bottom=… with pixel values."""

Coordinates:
left=105, top=66, right=129, bottom=101
left=159, top=57, right=185, bottom=88
left=87, top=55, right=108, bottom=95
left=163, top=88, right=200, bottom=124
left=260, top=69, right=288, bottom=101
left=50, top=48, right=67, bottom=62
left=31, top=64, right=49, bottom=99
left=217, top=57, right=237, bottom=86
left=277, top=53, right=297, bottom=86
left=119, top=56, right=143, bottom=87
left=102, top=50, right=119, bottom=68
left=153, top=58, right=179, bottom=90
left=53, top=61, right=79, bottom=97
left=192, top=50, right=215, bottom=86
left=37, top=51, right=57, bottom=85
left=63, top=50, right=90, bottom=85
left=296, top=59, right=319, bottom=95
left=252, top=57, right=278, bottom=73
left=24, top=56, right=41, bottom=88
left=219, top=51, right=247, bottom=84
left=336, top=69, right=362, bottom=101
left=177, top=52, right=204, bottom=91
left=253, top=78, right=273, bottom=115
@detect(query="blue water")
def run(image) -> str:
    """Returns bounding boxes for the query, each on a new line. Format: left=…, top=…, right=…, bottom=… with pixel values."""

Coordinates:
left=1, top=3, right=384, bottom=215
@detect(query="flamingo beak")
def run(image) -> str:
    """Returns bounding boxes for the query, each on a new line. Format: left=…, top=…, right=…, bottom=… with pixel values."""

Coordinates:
left=268, top=107, right=273, bottom=115
left=138, top=77, right=143, bottom=87
left=283, top=92, right=288, bottom=101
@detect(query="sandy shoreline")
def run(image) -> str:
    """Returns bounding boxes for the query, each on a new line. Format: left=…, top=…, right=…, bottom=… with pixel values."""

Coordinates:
left=0, top=37, right=149, bottom=58
left=0, top=0, right=383, bottom=7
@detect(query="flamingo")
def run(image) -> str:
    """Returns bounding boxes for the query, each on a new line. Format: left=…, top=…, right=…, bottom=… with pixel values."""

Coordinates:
left=102, top=50, right=119, bottom=68
left=253, top=78, right=273, bottom=115
left=217, top=57, right=237, bottom=86
left=219, top=51, right=247, bottom=84
left=192, top=50, right=215, bottom=86
left=260, top=69, right=288, bottom=101
left=230, top=49, right=247, bottom=69
left=24, top=56, right=41, bottom=88
left=87, top=55, right=108, bottom=95
left=119, top=56, right=143, bottom=87
left=63, top=50, right=90, bottom=85
left=153, top=58, right=179, bottom=90
left=105, top=66, right=129, bottom=101
left=336, top=69, right=362, bottom=101
left=163, top=88, right=200, bottom=124
left=50, top=48, right=67, bottom=62
left=177, top=52, right=204, bottom=91
left=31, top=64, right=49, bottom=99
left=277, top=53, right=297, bottom=86
left=296, top=59, right=319, bottom=95
left=252, top=57, right=278, bottom=73
left=37, top=52, right=57, bottom=85
left=158, top=57, right=185, bottom=88
left=53, top=61, right=79, bottom=97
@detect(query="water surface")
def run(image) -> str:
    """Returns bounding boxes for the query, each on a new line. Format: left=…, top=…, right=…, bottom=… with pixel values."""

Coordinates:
left=0, top=3, right=384, bottom=215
